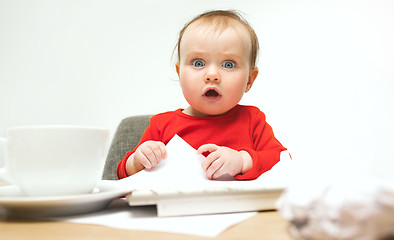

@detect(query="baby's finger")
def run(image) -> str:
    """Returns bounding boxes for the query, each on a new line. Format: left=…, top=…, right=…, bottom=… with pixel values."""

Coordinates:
left=157, top=142, right=167, bottom=161
left=148, top=144, right=163, bottom=167
left=197, top=144, right=219, bottom=154
left=201, top=151, right=220, bottom=172
left=134, top=149, right=153, bottom=169
left=206, top=159, right=224, bottom=180
left=211, top=167, right=225, bottom=180
left=150, top=142, right=167, bottom=166
left=143, top=146, right=160, bottom=169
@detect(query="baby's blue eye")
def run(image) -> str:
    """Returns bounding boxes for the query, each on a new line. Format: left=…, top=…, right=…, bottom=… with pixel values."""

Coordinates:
left=222, top=61, right=235, bottom=69
left=192, top=60, right=205, bottom=68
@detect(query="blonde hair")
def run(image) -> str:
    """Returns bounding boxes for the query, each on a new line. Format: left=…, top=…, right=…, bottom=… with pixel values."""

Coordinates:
left=175, top=10, right=259, bottom=68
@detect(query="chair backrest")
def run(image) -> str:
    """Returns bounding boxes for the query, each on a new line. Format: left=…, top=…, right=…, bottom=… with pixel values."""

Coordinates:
left=102, top=115, right=151, bottom=180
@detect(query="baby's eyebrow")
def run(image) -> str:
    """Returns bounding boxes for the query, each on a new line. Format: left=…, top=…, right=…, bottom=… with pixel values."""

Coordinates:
left=218, top=52, right=243, bottom=60
left=182, top=51, right=209, bottom=61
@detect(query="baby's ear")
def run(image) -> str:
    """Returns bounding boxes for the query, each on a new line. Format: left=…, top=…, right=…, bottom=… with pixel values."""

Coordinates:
left=246, top=68, right=258, bottom=92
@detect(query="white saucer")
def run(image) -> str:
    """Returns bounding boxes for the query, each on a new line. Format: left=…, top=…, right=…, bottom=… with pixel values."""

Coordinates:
left=0, top=180, right=134, bottom=218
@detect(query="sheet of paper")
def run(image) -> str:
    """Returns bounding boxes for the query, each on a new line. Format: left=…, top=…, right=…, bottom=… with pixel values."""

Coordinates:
left=120, top=134, right=294, bottom=191
left=57, top=198, right=256, bottom=237
left=122, top=134, right=235, bottom=191
left=126, top=134, right=207, bottom=190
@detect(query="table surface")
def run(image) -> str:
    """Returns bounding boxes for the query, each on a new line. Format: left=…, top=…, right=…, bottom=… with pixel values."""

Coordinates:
left=0, top=210, right=293, bottom=240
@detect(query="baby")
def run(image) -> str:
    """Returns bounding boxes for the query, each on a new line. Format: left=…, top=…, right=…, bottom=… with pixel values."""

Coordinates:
left=117, top=10, right=286, bottom=180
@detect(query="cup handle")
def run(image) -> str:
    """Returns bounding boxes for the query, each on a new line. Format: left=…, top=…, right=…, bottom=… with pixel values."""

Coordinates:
left=0, top=137, right=13, bottom=183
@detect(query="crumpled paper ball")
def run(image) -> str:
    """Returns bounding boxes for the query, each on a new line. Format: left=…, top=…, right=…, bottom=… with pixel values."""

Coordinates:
left=276, top=175, right=394, bottom=240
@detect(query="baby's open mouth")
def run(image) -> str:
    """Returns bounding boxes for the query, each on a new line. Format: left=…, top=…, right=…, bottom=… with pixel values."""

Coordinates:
left=205, top=89, right=219, bottom=97
left=203, top=88, right=222, bottom=102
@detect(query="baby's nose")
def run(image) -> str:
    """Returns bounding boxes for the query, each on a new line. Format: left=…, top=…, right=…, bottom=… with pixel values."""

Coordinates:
left=204, top=66, right=220, bottom=82
left=205, top=74, right=219, bottom=82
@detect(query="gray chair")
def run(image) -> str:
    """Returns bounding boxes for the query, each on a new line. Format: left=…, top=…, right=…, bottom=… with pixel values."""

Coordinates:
left=102, top=115, right=152, bottom=180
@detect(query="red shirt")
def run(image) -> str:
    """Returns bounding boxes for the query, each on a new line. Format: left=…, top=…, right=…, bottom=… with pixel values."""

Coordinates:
left=117, top=105, right=286, bottom=180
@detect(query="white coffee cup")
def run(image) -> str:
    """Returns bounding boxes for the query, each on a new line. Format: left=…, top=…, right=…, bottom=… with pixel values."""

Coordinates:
left=0, top=125, right=109, bottom=197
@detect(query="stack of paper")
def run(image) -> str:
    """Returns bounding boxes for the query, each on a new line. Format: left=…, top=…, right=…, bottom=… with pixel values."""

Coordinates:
left=120, top=135, right=293, bottom=216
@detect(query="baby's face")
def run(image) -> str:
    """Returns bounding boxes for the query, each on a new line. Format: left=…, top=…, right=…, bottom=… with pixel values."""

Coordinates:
left=176, top=23, right=258, bottom=117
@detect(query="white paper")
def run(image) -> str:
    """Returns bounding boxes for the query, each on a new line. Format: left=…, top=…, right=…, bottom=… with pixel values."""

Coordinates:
left=58, top=198, right=256, bottom=237
left=121, top=134, right=294, bottom=191
left=123, top=134, right=208, bottom=191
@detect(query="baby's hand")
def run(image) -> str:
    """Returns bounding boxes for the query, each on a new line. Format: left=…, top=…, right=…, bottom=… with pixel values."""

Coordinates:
left=126, top=141, right=167, bottom=174
left=197, top=144, right=252, bottom=180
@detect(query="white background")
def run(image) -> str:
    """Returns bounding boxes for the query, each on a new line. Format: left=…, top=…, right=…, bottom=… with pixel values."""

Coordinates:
left=1, top=0, right=393, bottom=176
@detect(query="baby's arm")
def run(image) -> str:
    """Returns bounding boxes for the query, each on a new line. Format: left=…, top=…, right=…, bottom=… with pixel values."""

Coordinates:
left=125, top=141, right=167, bottom=176
left=197, top=144, right=253, bottom=180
